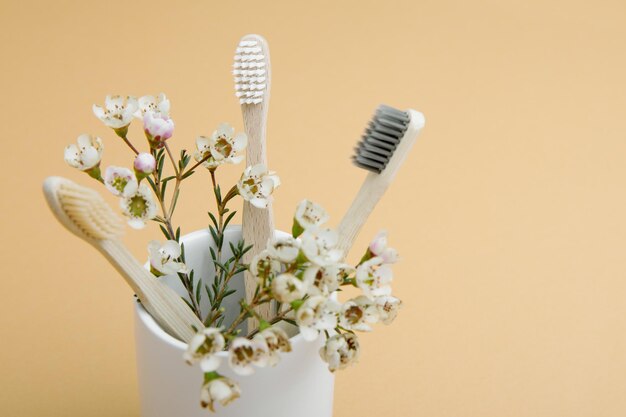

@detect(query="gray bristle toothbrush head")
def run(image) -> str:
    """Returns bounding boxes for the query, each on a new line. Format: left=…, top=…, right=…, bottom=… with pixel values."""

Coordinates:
left=352, top=104, right=411, bottom=173
left=233, top=37, right=267, bottom=105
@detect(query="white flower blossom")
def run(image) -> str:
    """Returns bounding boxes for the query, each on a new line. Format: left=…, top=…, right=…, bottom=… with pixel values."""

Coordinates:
left=148, top=240, right=187, bottom=276
left=183, top=327, right=225, bottom=372
left=143, top=112, right=174, bottom=147
left=135, top=93, right=170, bottom=118
left=339, top=296, right=379, bottom=332
left=64, top=134, right=103, bottom=171
left=375, top=295, right=402, bottom=325
left=248, top=249, right=281, bottom=284
left=133, top=152, right=156, bottom=174
left=368, top=230, right=398, bottom=264
left=355, top=257, right=393, bottom=297
left=300, top=226, right=342, bottom=266
left=120, top=183, right=158, bottom=229
left=104, top=166, right=138, bottom=197
left=194, top=123, right=247, bottom=169
left=303, top=263, right=353, bottom=296
left=237, top=164, right=280, bottom=209
left=200, top=377, right=240, bottom=412
left=295, top=295, right=340, bottom=341
left=267, top=236, right=300, bottom=263
left=294, top=200, right=329, bottom=232
left=93, top=95, right=138, bottom=131
left=228, top=337, right=270, bottom=376
left=319, top=332, right=360, bottom=372
left=253, top=326, right=291, bottom=366
left=271, top=273, right=307, bottom=303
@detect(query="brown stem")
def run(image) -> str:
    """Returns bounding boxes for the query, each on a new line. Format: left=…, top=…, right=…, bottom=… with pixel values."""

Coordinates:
left=121, top=136, right=139, bottom=155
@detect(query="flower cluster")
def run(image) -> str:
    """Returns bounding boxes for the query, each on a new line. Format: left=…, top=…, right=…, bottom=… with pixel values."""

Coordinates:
left=64, top=94, right=280, bottom=232
left=184, top=199, right=402, bottom=411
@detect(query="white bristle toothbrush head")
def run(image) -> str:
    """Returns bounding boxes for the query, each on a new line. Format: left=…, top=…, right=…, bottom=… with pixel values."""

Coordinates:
left=43, top=176, right=124, bottom=242
left=233, top=35, right=270, bottom=105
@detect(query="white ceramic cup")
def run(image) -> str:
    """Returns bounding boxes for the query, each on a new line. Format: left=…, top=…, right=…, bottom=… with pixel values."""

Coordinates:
left=134, top=226, right=335, bottom=417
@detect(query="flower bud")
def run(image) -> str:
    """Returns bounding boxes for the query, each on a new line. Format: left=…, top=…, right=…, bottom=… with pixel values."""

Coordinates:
left=143, top=112, right=174, bottom=148
left=134, top=152, right=156, bottom=179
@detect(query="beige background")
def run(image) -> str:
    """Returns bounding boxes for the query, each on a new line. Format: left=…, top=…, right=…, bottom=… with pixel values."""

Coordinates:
left=2, top=0, right=626, bottom=416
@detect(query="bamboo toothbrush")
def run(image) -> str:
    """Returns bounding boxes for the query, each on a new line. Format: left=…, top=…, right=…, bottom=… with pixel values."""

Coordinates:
left=42, top=176, right=204, bottom=343
left=336, top=105, right=426, bottom=256
left=233, top=34, right=274, bottom=322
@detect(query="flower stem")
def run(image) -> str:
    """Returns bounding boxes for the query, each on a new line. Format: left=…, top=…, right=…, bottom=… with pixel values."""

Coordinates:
left=121, top=135, right=139, bottom=155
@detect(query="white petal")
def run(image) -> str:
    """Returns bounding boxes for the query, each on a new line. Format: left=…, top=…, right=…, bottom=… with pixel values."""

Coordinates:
left=300, top=326, right=319, bottom=341
left=162, top=240, right=182, bottom=258
left=199, top=355, right=221, bottom=372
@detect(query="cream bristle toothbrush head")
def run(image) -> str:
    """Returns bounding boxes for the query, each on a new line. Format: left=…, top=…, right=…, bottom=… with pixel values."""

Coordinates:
left=43, top=176, right=124, bottom=242
left=43, top=176, right=204, bottom=342
left=233, top=35, right=270, bottom=105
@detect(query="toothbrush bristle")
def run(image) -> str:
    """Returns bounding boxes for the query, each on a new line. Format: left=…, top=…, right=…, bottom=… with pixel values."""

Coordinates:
left=352, top=105, right=410, bottom=173
left=233, top=38, right=267, bottom=105
left=58, top=182, right=124, bottom=240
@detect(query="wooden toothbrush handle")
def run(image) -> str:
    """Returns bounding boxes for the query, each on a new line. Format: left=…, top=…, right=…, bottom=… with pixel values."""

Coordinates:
left=242, top=104, right=275, bottom=324
left=336, top=173, right=389, bottom=258
left=99, top=240, right=203, bottom=343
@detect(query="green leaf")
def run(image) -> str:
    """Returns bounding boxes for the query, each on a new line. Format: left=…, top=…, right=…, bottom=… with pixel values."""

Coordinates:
left=181, top=170, right=195, bottom=180
left=195, top=279, right=202, bottom=305
left=292, top=218, right=305, bottom=238
left=146, top=176, right=158, bottom=194
left=159, top=225, right=170, bottom=239
left=290, top=299, right=304, bottom=311
left=208, top=212, right=218, bottom=229
left=224, top=211, right=237, bottom=229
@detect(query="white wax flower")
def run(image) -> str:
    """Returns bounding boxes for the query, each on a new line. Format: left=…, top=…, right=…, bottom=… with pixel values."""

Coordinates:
left=104, top=166, right=138, bottom=197
left=267, top=236, right=300, bottom=263
left=303, top=263, right=354, bottom=296
left=237, top=164, right=280, bottom=209
left=93, top=95, right=138, bottom=130
left=135, top=93, right=170, bottom=118
left=355, top=256, right=393, bottom=297
left=319, top=332, right=360, bottom=372
left=253, top=326, right=291, bottom=366
left=368, top=230, right=398, bottom=264
left=271, top=273, right=307, bottom=303
left=183, top=327, right=225, bottom=372
left=300, top=226, right=342, bottom=266
left=339, top=295, right=379, bottom=332
left=228, top=337, right=269, bottom=376
left=375, top=295, right=402, bottom=325
left=200, top=377, right=240, bottom=412
left=295, top=295, right=340, bottom=341
left=294, top=199, right=329, bottom=231
left=148, top=240, right=187, bottom=276
left=120, top=183, right=158, bottom=229
left=248, top=249, right=281, bottom=284
left=64, top=134, right=103, bottom=171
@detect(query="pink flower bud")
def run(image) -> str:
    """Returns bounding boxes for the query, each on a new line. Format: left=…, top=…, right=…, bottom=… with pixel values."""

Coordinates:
left=369, top=231, right=388, bottom=256
left=134, top=152, right=156, bottom=174
left=143, top=112, right=174, bottom=147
